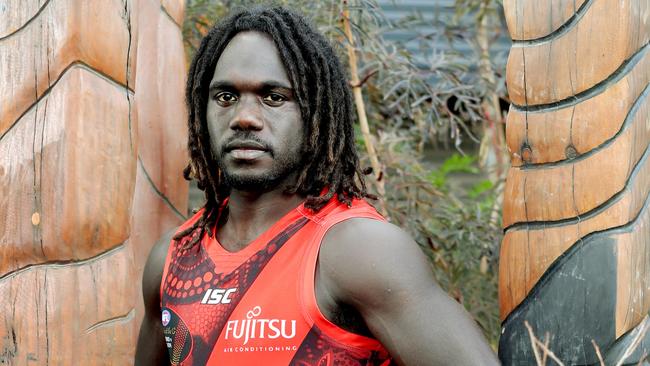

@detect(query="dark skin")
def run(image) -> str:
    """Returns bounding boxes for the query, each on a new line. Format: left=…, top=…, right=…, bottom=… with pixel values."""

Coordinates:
left=136, top=32, right=499, bottom=366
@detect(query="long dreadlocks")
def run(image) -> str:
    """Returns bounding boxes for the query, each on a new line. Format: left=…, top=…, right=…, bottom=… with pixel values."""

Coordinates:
left=175, top=6, right=374, bottom=247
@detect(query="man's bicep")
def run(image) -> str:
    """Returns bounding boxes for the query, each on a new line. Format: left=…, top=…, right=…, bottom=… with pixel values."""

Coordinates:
left=136, top=309, right=170, bottom=365
left=135, top=229, right=175, bottom=365
left=320, top=219, right=436, bottom=314
left=320, top=219, right=498, bottom=366
left=141, top=230, right=174, bottom=310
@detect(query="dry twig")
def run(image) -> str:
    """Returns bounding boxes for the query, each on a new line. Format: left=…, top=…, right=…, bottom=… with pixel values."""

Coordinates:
left=525, top=321, right=565, bottom=366
left=341, top=0, right=388, bottom=216
left=525, top=321, right=545, bottom=366
left=592, top=339, right=605, bottom=366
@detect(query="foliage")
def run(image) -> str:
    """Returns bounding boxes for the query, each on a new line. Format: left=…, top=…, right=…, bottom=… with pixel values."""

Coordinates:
left=182, top=0, right=505, bottom=346
left=427, top=153, right=479, bottom=189
left=379, top=141, right=501, bottom=344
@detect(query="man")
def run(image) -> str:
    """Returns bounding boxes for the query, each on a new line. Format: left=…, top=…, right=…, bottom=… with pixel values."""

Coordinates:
left=136, top=6, right=499, bottom=366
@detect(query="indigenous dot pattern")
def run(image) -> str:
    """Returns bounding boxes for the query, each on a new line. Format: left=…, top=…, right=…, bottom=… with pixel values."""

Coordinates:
left=290, top=326, right=393, bottom=366
left=171, top=319, right=190, bottom=364
left=162, top=217, right=309, bottom=365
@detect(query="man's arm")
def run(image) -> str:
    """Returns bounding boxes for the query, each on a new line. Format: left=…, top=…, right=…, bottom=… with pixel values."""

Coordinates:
left=319, top=218, right=499, bottom=366
left=135, top=229, right=175, bottom=366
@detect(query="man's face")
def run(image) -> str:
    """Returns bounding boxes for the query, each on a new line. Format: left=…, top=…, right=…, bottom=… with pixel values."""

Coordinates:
left=206, top=31, right=304, bottom=192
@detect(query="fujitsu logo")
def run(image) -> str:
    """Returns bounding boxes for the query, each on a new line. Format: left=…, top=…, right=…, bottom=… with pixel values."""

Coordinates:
left=201, top=288, right=237, bottom=305
left=225, top=306, right=297, bottom=345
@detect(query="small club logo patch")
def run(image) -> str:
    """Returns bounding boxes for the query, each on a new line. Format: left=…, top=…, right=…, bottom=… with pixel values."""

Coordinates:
left=161, top=307, right=192, bottom=363
left=162, top=309, right=171, bottom=326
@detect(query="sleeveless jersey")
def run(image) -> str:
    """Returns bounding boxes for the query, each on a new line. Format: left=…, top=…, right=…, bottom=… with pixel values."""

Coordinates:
left=160, top=197, right=394, bottom=365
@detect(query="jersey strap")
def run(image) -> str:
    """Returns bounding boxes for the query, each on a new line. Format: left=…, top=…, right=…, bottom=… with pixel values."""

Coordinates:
left=292, top=199, right=394, bottom=365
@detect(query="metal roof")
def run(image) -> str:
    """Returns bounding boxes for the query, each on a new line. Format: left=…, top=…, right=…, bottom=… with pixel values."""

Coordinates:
left=376, top=0, right=511, bottom=70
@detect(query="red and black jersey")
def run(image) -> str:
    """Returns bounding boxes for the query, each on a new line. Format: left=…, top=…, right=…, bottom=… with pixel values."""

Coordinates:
left=160, top=197, right=393, bottom=365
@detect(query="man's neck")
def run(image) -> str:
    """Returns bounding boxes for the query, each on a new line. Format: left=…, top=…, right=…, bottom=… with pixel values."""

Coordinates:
left=217, top=188, right=305, bottom=252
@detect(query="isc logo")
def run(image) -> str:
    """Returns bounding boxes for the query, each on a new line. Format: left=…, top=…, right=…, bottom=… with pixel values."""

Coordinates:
left=201, top=288, right=237, bottom=305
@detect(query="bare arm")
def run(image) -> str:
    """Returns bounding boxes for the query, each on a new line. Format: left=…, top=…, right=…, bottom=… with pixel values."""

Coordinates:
left=135, top=229, right=175, bottom=366
left=319, top=219, right=499, bottom=366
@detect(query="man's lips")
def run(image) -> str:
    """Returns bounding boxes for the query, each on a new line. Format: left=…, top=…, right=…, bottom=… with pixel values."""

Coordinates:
left=229, top=148, right=267, bottom=160
left=224, top=139, right=269, bottom=160
left=225, top=139, right=268, bottom=151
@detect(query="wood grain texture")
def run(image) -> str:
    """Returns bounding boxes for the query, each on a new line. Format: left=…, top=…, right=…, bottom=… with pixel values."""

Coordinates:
left=503, top=0, right=588, bottom=41
left=1, top=0, right=188, bottom=363
left=500, top=145, right=650, bottom=319
left=0, top=0, right=49, bottom=38
left=616, top=210, right=650, bottom=337
left=500, top=198, right=649, bottom=363
left=129, top=0, right=188, bottom=336
left=604, top=316, right=650, bottom=364
left=0, top=247, right=136, bottom=364
left=129, top=159, right=186, bottom=332
left=500, top=0, right=650, bottom=364
left=503, top=87, right=650, bottom=226
left=161, top=0, right=185, bottom=26
left=0, top=66, right=136, bottom=276
left=506, top=0, right=649, bottom=107
left=0, top=0, right=135, bottom=138
left=133, top=0, right=188, bottom=215
left=507, top=52, right=650, bottom=166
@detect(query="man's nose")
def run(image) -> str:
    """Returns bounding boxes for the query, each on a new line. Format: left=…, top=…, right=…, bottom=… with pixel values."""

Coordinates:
left=229, top=95, right=263, bottom=131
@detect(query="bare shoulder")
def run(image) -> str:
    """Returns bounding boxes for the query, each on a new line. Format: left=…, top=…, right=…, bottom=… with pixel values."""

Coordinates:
left=323, top=218, right=419, bottom=251
left=142, top=227, right=178, bottom=307
left=144, top=228, right=177, bottom=277
left=321, top=218, right=429, bottom=271
left=319, top=218, right=435, bottom=308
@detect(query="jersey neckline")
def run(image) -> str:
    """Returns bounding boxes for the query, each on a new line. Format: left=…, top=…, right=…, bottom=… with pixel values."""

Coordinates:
left=205, top=200, right=308, bottom=258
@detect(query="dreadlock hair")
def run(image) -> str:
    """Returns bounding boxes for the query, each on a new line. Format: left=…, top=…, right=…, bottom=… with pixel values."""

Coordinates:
left=174, top=6, right=375, bottom=248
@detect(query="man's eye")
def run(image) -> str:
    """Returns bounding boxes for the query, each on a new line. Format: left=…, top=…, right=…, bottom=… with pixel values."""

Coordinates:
left=263, top=93, right=287, bottom=105
left=215, top=92, right=237, bottom=104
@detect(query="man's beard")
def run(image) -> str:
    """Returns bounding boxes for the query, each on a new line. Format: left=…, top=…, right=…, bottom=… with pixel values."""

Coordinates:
left=216, top=146, right=303, bottom=192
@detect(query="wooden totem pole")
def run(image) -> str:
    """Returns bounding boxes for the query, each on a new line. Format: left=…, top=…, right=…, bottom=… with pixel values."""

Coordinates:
left=499, top=0, right=649, bottom=364
left=0, top=0, right=188, bottom=363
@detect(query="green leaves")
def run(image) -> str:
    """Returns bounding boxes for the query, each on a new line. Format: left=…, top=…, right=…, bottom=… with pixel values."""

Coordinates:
left=427, top=153, right=478, bottom=189
left=469, top=179, right=494, bottom=199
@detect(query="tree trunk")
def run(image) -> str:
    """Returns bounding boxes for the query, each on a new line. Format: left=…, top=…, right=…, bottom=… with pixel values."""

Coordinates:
left=0, top=0, right=188, bottom=363
left=499, top=0, right=650, bottom=364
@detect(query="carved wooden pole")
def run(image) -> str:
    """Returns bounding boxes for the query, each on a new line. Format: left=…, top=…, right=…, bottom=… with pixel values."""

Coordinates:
left=0, top=0, right=187, bottom=363
left=499, top=0, right=649, bottom=364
